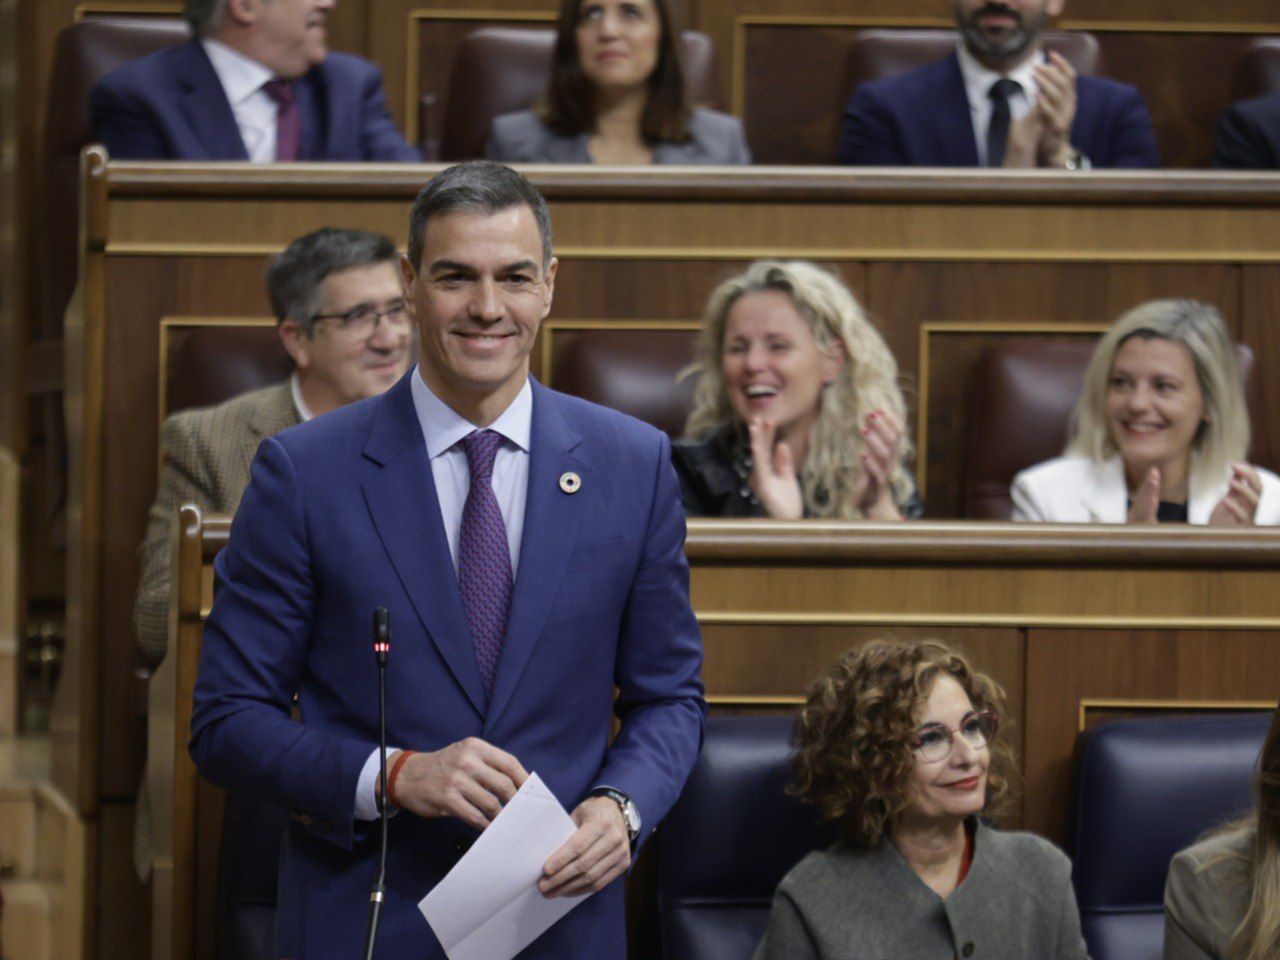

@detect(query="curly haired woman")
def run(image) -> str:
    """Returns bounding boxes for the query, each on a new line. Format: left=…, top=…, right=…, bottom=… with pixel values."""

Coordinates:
left=754, top=639, right=1089, bottom=960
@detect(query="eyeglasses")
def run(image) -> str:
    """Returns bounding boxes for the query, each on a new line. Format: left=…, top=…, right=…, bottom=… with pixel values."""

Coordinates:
left=310, top=300, right=412, bottom=342
left=911, top=709, right=998, bottom=763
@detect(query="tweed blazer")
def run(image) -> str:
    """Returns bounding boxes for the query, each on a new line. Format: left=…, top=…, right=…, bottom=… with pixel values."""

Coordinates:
left=1163, top=827, right=1254, bottom=960
left=753, top=821, right=1090, bottom=960
left=134, top=380, right=300, bottom=661
left=485, top=107, right=752, bottom=164
left=133, top=380, right=299, bottom=878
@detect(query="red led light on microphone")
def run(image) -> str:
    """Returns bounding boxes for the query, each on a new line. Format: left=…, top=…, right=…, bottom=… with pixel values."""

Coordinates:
left=373, top=642, right=390, bottom=653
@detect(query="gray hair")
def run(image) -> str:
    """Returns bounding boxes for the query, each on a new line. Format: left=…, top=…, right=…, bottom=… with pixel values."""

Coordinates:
left=407, top=161, right=553, bottom=272
left=184, top=0, right=228, bottom=35
left=266, top=228, right=400, bottom=335
left=1066, top=299, right=1250, bottom=491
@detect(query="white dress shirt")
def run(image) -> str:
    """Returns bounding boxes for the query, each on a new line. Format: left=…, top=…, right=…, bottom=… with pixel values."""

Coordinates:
left=354, top=367, right=533, bottom=819
left=288, top=372, right=315, bottom=423
left=201, top=38, right=278, bottom=162
left=955, top=43, right=1042, bottom=166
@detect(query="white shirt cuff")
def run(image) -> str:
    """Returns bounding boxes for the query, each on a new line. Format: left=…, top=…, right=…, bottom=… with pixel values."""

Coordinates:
left=354, top=746, right=402, bottom=821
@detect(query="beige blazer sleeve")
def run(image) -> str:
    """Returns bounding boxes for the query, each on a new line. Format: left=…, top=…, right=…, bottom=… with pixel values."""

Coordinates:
left=1162, top=849, right=1228, bottom=960
left=134, top=413, right=223, bottom=661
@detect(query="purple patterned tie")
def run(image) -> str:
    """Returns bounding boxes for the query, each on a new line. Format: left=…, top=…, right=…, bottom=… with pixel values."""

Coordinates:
left=458, top=430, right=513, bottom=693
left=263, top=79, right=300, bottom=161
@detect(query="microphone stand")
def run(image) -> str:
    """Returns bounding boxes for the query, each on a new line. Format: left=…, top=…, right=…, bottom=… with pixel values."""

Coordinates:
left=362, top=608, right=391, bottom=960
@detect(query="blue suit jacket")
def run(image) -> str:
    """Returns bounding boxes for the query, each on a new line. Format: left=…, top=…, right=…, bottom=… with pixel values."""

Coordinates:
left=837, top=51, right=1160, bottom=168
left=189, top=373, right=706, bottom=959
left=90, top=39, right=421, bottom=161
left=1213, top=92, right=1280, bottom=170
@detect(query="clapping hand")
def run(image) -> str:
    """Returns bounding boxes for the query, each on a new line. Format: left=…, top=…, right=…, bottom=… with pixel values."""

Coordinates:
left=747, top=417, right=804, bottom=519
left=1209, top=463, right=1262, bottom=526
left=1004, top=51, right=1079, bottom=168
left=854, top=409, right=904, bottom=521
left=1126, top=466, right=1161, bottom=524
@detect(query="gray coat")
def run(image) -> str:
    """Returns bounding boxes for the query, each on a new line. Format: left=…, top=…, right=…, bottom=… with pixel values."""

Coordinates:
left=484, top=107, right=751, bottom=164
left=1163, top=827, right=1254, bottom=960
left=753, top=821, right=1091, bottom=960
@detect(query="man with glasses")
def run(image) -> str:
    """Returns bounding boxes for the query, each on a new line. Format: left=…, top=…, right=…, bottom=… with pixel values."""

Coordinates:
left=132, top=226, right=411, bottom=877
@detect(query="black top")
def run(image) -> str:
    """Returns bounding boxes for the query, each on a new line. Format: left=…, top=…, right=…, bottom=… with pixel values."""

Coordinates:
left=671, top=424, right=925, bottom=519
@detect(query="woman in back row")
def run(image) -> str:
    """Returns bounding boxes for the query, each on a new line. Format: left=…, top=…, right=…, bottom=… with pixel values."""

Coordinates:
left=486, top=0, right=750, bottom=165
left=1012, top=299, right=1280, bottom=525
left=673, top=260, right=921, bottom=520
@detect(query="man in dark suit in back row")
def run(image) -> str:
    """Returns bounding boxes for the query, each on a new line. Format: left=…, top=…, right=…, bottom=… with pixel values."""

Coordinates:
left=91, top=0, right=421, bottom=161
left=1213, top=92, right=1280, bottom=170
left=838, top=0, right=1160, bottom=169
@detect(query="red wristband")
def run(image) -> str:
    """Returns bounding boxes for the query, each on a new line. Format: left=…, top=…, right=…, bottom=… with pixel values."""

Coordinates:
left=386, top=749, right=416, bottom=808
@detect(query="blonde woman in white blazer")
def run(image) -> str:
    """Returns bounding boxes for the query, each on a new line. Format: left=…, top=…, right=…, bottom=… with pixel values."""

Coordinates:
left=1011, top=299, right=1278, bottom=526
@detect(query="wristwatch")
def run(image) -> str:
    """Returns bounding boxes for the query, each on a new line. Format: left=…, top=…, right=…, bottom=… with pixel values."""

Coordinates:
left=591, top=787, right=641, bottom=843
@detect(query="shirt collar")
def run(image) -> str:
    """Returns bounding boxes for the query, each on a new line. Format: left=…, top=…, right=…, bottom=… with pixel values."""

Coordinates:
left=956, top=41, right=1043, bottom=113
left=289, top=371, right=314, bottom=422
left=410, top=364, right=532, bottom=460
left=201, top=38, right=276, bottom=108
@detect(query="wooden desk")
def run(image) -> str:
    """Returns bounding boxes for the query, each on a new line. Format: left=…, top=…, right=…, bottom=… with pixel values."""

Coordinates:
left=152, top=512, right=1280, bottom=960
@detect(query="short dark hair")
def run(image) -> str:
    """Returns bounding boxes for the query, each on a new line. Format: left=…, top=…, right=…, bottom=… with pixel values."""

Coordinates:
left=184, top=0, right=226, bottom=35
left=539, top=0, right=692, bottom=144
left=266, top=228, right=399, bottom=334
left=406, top=161, right=553, bottom=271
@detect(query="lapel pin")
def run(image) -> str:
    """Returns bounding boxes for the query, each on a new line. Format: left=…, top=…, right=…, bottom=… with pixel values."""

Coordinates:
left=559, top=471, right=581, bottom=494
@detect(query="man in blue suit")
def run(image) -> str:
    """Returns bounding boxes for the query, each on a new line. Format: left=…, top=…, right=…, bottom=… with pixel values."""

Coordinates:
left=838, top=0, right=1159, bottom=168
left=91, top=0, right=420, bottom=161
left=189, top=160, right=706, bottom=958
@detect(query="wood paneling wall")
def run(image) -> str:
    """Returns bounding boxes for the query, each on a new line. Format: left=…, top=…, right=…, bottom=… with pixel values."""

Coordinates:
left=64, top=159, right=1280, bottom=815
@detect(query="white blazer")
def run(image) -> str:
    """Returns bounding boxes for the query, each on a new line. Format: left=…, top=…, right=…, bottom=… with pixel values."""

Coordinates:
left=1010, top=455, right=1280, bottom=524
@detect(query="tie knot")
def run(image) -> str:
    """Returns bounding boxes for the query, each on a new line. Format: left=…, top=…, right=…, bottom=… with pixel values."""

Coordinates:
left=462, top=430, right=503, bottom=480
left=263, top=79, right=296, bottom=105
left=988, top=78, right=1020, bottom=103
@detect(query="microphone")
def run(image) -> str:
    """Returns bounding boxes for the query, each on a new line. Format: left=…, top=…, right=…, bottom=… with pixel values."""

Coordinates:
left=362, top=607, right=391, bottom=960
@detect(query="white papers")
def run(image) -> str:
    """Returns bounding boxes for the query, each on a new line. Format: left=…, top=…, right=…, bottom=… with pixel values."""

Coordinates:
left=420, top=773, right=589, bottom=960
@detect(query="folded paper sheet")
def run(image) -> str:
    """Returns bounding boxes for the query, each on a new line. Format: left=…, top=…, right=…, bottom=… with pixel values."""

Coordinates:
left=420, top=773, right=589, bottom=960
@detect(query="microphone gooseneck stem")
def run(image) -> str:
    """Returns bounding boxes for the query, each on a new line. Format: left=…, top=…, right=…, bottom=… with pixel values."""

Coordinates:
left=363, top=608, right=391, bottom=960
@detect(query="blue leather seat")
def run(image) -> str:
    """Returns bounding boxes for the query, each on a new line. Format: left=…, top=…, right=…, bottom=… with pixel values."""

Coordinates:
left=658, top=716, right=830, bottom=960
left=1072, top=712, right=1270, bottom=960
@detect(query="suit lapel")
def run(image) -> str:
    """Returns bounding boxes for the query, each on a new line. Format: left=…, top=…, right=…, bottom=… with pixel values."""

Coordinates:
left=295, top=69, right=325, bottom=161
left=238, top=381, right=301, bottom=490
left=176, top=41, right=250, bottom=160
left=362, top=376, right=487, bottom=716
left=932, top=53, right=981, bottom=166
left=484, top=384, right=586, bottom=729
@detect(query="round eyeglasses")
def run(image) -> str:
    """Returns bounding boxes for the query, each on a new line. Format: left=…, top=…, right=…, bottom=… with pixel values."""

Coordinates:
left=310, top=301, right=413, bottom=342
left=911, top=709, right=998, bottom=763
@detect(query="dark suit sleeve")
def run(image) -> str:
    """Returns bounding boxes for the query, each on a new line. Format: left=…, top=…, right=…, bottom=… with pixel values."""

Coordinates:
left=90, top=78, right=172, bottom=160
left=1212, top=103, right=1277, bottom=170
left=593, top=431, right=706, bottom=848
left=1099, top=86, right=1160, bottom=169
left=189, top=436, right=374, bottom=849
left=357, top=63, right=422, bottom=161
left=837, top=84, right=907, bottom=165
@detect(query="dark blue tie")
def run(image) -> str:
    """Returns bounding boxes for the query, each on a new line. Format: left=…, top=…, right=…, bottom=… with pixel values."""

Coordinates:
left=458, top=430, right=512, bottom=693
left=986, top=78, right=1021, bottom=167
